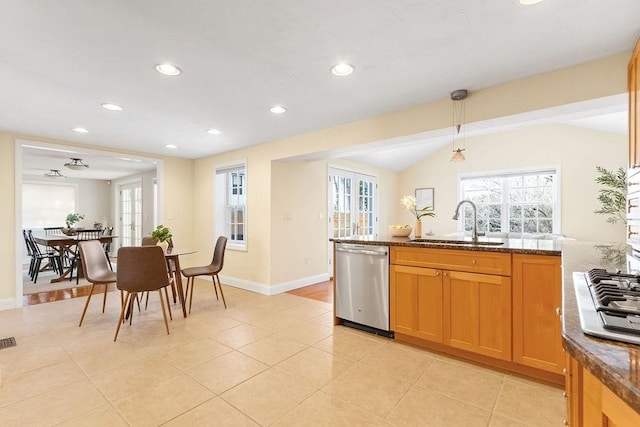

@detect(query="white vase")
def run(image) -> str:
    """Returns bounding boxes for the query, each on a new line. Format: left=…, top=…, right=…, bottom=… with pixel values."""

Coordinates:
left=414, top=220, right=422, bottom=238
left=158, top=241, right=169, bottom=252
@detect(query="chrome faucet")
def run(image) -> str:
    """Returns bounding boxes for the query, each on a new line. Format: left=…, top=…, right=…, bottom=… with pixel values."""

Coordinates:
left=452, top=200, right=481, bottom=243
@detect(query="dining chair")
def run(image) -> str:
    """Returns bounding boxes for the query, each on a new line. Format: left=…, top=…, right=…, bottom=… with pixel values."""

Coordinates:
left=101, top=226, right=114, bottom=270
left=70, top=229, right=104, bottom=283
left=114, top=245, right=173, bottom=341
left=26, top=230, right=63, bottom=283
left=43, top=227, right=64, bottom=235
left=77, top=240, right=119, bottom=327
left=141, top=236, right=156, bottom=246
left=182, top=236, right=228, bottom=313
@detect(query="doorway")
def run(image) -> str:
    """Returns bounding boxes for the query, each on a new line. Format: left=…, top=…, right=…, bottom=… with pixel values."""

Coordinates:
left=119, top=181, right=143, bottom=247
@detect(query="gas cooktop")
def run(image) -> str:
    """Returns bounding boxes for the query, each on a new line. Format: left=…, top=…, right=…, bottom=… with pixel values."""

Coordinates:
left=573, top=270, right=640, bottom=346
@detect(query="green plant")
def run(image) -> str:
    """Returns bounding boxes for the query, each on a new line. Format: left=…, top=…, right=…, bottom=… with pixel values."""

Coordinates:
left=594, top=166, right=627, bottom=225
left=151, top=225, right=172, bottom=243
left=65, top=213, right=84, bottom=228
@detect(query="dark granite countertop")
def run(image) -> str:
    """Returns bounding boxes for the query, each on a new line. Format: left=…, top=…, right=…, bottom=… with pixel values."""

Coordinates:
left=561, top=240, right=640, bottom=413
left=330, top=234, right=562, bottom=256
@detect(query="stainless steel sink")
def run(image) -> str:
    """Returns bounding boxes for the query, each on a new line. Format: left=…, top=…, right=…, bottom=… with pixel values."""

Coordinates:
left=410, top=238, right=504, bottom=246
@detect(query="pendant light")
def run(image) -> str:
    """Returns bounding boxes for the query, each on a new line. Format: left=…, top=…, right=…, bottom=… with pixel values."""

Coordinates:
left=450, top=89, right=468, bottom=162
left=44, top=169, right=65, bottom=179
left=64, top=158, right=89, bottom=170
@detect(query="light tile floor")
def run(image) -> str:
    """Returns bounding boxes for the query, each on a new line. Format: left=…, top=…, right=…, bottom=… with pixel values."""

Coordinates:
left=0, top=282, right=566, bottom=426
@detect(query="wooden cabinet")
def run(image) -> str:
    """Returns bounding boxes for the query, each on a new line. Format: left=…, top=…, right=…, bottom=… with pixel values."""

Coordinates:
left=391, top=247, right=511, bottom=360
left=390, top=264, right=443, bottom=343
left=443, top=270, right=511, bottom=361
left=565, top=354, right=640, bottom=426
left=512, top=254, right=564, bottom=374
left=391, top=246, right=511, bottom=276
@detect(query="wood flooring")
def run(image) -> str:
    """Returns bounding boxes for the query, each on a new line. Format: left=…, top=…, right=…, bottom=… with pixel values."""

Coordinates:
left=23, top=280, right=333, bottom=306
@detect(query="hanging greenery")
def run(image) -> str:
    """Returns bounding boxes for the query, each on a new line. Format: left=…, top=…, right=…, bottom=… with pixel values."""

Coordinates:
left=594, top=166, right=627, bottom=225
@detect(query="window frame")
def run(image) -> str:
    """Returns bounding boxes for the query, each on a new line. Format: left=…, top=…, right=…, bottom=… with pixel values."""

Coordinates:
left=215, top=160, right=247, bottom=251
left=457, top=166, right=561, bottom=235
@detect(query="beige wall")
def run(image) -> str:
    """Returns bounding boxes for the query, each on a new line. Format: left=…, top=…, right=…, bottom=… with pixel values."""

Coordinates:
left=1, top=133, right=16, bottom=303
left=0, top=52, right=631, bottom=307
left=397, top=124, right=627, bottom=242
left=270, top=159, right=398, bottom=286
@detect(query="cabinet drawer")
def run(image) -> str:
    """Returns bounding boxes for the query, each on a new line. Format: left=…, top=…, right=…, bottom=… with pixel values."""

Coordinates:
left=391, top=247, right=511, bottom=276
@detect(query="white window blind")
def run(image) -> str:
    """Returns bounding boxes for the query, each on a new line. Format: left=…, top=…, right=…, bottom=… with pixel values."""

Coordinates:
left=22, top=182, right=76, bottom=228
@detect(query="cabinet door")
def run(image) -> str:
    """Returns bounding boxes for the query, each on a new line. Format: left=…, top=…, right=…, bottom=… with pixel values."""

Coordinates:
left=390, top=265, right=443, bottom=343
left=512, top=254, right=564, bottom=374
left=443, top=270, right=511, bottom=361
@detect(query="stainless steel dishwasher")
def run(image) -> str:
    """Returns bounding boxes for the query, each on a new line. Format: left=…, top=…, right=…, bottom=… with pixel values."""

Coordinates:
left=335, top=243, right=391, bottom=337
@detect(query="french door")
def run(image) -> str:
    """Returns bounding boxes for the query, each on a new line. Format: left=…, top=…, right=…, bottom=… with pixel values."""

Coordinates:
left=328, top=167, right=378, bottom=271
left=119, top=182, right=142, bottom=247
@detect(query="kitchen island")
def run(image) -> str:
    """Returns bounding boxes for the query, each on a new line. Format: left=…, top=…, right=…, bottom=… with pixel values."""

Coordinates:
left=331, top=236, right=640, bottom=424
left=332, top=234, right=564, bottom=384
left=561, top=241, right=640, bottom=425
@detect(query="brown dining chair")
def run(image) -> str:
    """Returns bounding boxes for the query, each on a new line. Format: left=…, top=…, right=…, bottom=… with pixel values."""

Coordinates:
left=114, top=245, right=173, bottom=341
left=77, top=240, right=118, bottom=327
left=182, top=236, right=228, bottom=313
left=141, top=236, right=156, bottom=246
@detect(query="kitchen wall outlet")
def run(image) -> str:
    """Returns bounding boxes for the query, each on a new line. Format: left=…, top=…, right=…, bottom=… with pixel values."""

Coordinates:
left=282, top=212, right=292, bottom=221
left=304, top=255, right=309, bottom=264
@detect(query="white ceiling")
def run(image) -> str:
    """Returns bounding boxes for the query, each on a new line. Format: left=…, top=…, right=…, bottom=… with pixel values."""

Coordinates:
left=3, top=1, right=639, bottom=173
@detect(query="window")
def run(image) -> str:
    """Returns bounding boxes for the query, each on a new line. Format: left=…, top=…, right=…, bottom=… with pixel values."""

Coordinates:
left=215, top=161, right=246, bottom=248
left=22, top=182, right=77, bottom=228
left=458, top=168, right=559, bottom=235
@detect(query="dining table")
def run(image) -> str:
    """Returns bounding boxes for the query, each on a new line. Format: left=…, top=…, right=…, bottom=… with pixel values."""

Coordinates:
left=162, top=246, right=196, bottom=318
left=32, top=233, right=118, bottom=283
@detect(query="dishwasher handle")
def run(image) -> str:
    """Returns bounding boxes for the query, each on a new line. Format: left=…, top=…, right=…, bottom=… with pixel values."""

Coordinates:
left=336, top=247, right=388, bottom=257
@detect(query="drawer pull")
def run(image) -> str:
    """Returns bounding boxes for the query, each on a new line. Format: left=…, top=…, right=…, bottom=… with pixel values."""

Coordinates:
left=562, top=368, right=567, bottom=374
left=563, top=419, right=569, bottom=426
left=563, top=391, right=568, bottom=397
left=472, top=259, right=477, bottom=264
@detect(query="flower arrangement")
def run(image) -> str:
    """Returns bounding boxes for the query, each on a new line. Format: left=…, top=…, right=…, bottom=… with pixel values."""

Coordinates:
left=65, top=213, right=84, bottom=228
left=151, top=224, right=172, bottom=243
left=400, top=195, right=436, bottom=219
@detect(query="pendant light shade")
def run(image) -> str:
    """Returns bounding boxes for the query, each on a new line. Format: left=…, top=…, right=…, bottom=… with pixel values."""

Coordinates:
left=45, top=169, right=65, bottom=179
left=450, top=89, right=468, bottom=162
left=64, top=158, right=89, bottom=170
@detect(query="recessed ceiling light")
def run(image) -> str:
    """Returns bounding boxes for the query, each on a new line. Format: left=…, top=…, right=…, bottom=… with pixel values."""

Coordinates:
left=71, top=127, right=88, bottom=133
left=165, top=144, right=177, bottom=149
left=270, top=105, right=287, bottom=114
left=207, top=128, right=221, bottom=135
left=518, top=0, right=544, bottom=4
left=331, top=63, right=354, bottom=76
left=155, top=63, right=182, bottom=76
left=101, top=103, right=123, bottom=111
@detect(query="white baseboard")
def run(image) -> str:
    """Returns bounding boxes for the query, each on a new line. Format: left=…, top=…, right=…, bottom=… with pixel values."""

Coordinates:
left=0, top=298, right=19, bottom=311
left=217, top=273, right=331, bottom=296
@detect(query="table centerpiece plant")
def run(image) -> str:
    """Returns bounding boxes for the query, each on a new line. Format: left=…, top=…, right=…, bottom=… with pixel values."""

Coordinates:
left=151, top=224, right=172, bottom=251
left=63, top=212, right=84, bottom=235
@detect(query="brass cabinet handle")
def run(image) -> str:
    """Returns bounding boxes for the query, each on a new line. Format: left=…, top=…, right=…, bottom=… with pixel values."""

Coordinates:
left=556, top=307, right=562, bottom=317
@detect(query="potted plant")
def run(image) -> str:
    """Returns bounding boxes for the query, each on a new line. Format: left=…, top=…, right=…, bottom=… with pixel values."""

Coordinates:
left=594, top=166, right=626, bottom=225
left=400, top=195, right=435, bottom=237
left=151, top=225, right=172, bottom=250
left=63, top=213, right=84, bottom=235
